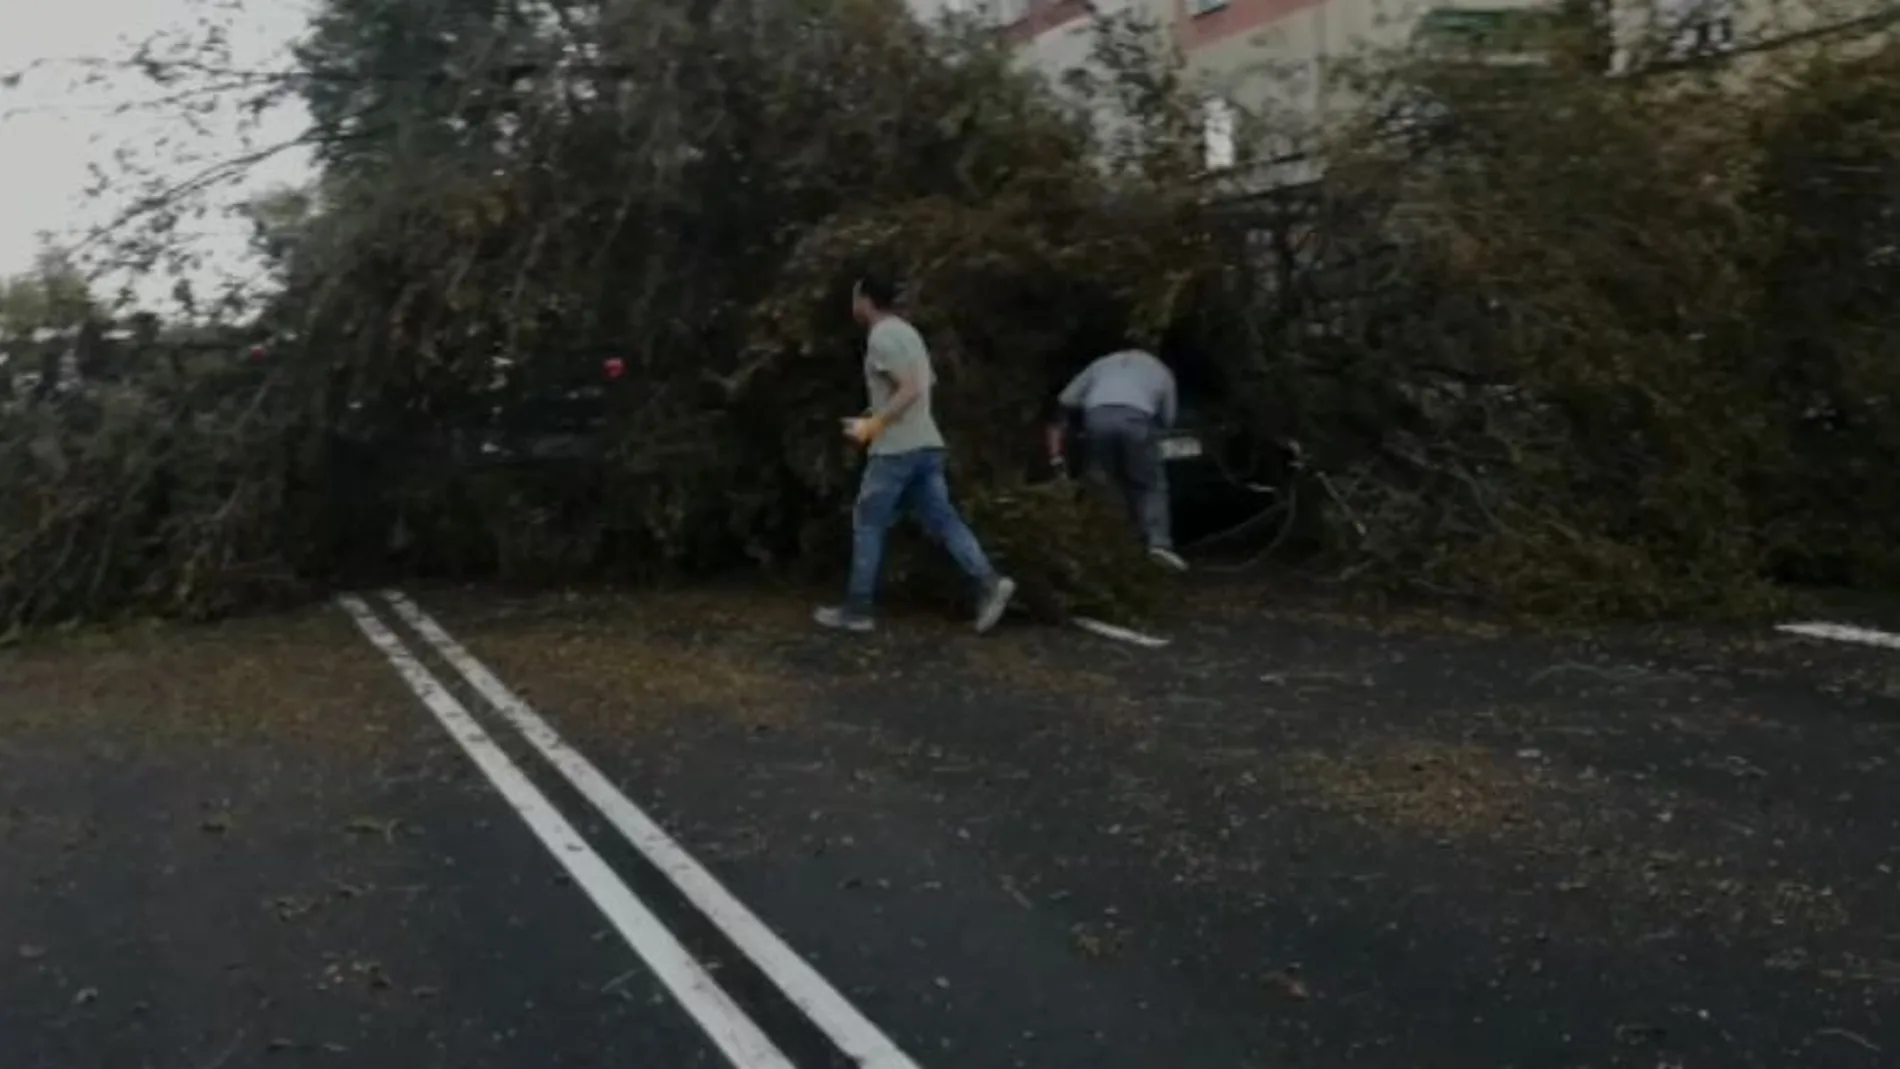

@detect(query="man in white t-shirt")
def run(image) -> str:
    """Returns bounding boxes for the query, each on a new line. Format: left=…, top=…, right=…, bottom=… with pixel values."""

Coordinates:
left=813, top=273, right=1017, bottom=634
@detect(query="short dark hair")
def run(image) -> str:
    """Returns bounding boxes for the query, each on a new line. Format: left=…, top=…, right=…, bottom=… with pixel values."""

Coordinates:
left=855, top=271, right=901, bottom=310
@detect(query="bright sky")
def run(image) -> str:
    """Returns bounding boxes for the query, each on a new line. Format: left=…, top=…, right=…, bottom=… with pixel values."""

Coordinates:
left=0, top=0, right=314, bottom=305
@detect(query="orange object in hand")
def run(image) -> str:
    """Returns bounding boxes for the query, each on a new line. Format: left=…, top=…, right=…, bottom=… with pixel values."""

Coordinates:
left=842, top=415, right=885, bottom=446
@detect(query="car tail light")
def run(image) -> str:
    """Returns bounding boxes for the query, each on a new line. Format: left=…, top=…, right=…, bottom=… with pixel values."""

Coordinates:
left=603, top=357, right=626, bottom=381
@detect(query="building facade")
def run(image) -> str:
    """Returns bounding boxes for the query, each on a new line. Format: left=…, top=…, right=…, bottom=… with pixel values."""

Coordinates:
left=968, top=0, right=1552, bottom=147
left=911, top=0, right=1891, bottom=171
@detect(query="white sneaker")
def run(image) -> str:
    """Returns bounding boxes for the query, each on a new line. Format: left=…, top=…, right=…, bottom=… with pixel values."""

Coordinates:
left=813, top=606, right=875, bottom=633
left=974, top=576, right=1017, bottom=634
left=1147, top=546, right=1188, bottom=572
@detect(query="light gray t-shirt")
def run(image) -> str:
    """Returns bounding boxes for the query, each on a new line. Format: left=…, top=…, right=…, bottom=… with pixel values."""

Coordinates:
left=864, top=316, right=946, bottom=455
left=1057, top=349, right=1178, bottom=427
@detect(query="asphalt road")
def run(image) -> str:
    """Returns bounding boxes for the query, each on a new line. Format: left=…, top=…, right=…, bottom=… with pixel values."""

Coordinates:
left=3, top=580, right=1897, bottom=1068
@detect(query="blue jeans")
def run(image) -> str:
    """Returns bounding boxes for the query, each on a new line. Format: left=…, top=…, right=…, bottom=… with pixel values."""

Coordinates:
left=1083, top=404, right=1173, bottom=550
left=845, top=448, right=996, bottom=615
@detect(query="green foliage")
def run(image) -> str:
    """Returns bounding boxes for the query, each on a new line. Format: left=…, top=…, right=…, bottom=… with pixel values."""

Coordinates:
left=0, top=0, right=1210, bottom=628
left=256, top=0, right=1211, bottom=622
left=0, top=364, right=314, bottom=633
left=878, top=480, right=1165, bottom=623
left=1252, top=7, right=1900, bottom=618
left=962, top=481, right=1166, bottom=622
left=9, top=0, right=1900, bottom=630
left=0, top=248, right=94, bottom=337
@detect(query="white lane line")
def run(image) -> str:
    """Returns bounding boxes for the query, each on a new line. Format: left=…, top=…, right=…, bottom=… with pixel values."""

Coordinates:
left=381, top=590, right=923, bottom=1069
left=1070, top=616, right=1170, bottom=649
left=1777, top=621, right=1900, bottom=651
left=336, top=595, right=796, bottom=1069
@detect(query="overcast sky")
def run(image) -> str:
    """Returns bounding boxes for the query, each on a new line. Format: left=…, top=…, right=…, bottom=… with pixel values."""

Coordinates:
left=0, top=0, right=314, bottom=301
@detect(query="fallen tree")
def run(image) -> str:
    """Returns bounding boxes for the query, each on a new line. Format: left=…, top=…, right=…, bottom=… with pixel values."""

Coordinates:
left=1203, top=9, right=1900, bottom=617
left=3, top=0, right=1208, bottom=629
left=3, top=0, right=1898, bottom=630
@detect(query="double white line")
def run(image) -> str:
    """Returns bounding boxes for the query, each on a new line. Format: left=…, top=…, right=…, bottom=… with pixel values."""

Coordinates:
left=339, top=592, right=921, bottom=1069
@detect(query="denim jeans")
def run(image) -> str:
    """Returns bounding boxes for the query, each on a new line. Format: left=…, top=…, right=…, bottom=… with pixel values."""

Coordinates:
left=845, top=448, right=996, bottom=615
left=1083, top=404, right=1173, bottom=550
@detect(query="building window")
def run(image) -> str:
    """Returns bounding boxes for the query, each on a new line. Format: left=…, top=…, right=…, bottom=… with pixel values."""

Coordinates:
left=1410, top=7, right=1561, bottom=67
left=1187, top=0, right=1229, bottom=16
left=1658, top=0, right=1738, bottom=60
left=1203, top=97, right=1237, bottom=171
left=974, top=0, right=1029, bottom=26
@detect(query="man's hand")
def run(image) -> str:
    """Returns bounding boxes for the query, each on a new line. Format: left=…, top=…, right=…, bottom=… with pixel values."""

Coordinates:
left=842, top=415, right=885, bottom=446
left=1044, top=422, right=1069, bottom=478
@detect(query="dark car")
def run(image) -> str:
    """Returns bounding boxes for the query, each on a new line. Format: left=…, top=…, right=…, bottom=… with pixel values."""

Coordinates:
left=418, top=353, right=630, bottom=467
left=461, top=375, right=616, bottom=464
left=325, top=351, right=633, bottom=478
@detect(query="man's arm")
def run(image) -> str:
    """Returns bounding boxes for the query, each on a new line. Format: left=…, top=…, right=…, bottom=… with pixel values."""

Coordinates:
left=855, top=332, right=926, bottom=442
left=1055, top=359, right=1099, bottom=413
left=1044, top=421, right=1068, bottom=468
left=1157, top=367, right=1178, bottom=429
left=1048, top=360, right=1100, bottom=466
left=870, top=364, right=926, bottom=423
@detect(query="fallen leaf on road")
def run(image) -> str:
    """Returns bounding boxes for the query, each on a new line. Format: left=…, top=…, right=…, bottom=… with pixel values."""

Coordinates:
left=18, top=944, right=44, bottom=960
left=1265, top=971, right=1309, bottom=1000
left=345, top=817, right=401, bottom=842
left=1815, top=1027, right=1880, bottom=1053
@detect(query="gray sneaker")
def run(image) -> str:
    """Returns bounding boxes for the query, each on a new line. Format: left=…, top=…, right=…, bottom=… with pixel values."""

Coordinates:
left=1147, top=546, right=1188, bottom=573
left=973, top=576, right=1017, bottom=634
left=813, top=606, right=874, bottom=633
